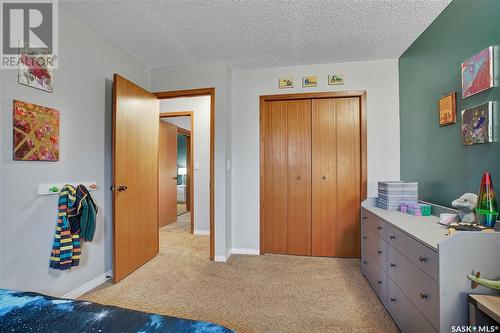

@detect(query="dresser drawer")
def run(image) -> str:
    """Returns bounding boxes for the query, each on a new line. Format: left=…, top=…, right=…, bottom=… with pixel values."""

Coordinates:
left=387, top=278, right=437, bottom=333
left=388, top=245, right=439, bottom=329
left=363, top=256, right=387, bottom=305
left=362, top=210, right=388, bottom=240
left=387, top=225, right=438, bottom=281
left=362, top=227, right=387, bottom=271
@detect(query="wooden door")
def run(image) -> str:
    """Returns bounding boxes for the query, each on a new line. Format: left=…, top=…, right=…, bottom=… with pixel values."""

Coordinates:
left=261, top=101, right=288, bottom=254
left=286, top=100, right=312, bottom=255
left=311, top=97, right=360, bottom=257
left=312, top=99, right=337, bottom=256
left=334, top=97, right=361, bottom=257
left=113, top=74, right=159, bottom=283
left=159, top=121, right=178, bottom=227
left=261, top=100, right=311, bottom=255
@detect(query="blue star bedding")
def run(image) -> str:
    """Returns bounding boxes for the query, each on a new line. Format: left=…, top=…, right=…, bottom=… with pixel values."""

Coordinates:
left=0, top=289, right=234, bottom=333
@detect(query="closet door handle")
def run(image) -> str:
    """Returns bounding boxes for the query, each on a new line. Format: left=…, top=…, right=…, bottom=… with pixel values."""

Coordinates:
left=322, top=176, right=327, bottom=180
left=296, top=176, right=301, bottom=181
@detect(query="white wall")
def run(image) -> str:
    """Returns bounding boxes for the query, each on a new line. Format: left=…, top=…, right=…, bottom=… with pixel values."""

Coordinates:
left=230, top=59, right=400, bottom=251
left=160, top=97, right=211, bottom=232
left=0, top=10, right=150, bottom=296
left=162, top=116, right=191, bottom=130
left=151, top=62, right=232, bottom=261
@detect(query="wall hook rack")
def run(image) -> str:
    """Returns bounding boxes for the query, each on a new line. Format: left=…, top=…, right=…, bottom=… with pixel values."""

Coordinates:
left=38, top=182, right=98, bottom=196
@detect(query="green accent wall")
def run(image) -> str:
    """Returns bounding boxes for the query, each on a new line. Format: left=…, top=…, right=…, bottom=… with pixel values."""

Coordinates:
left=399, top=0, right=500, bottom=207
left=177, top=134, right=187, bottom=168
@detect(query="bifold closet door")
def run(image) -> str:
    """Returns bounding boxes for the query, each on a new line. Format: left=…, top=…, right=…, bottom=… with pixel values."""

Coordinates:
left=261, top=100, right=312, bottom=255
left=312, top=97, right=361, bottom=257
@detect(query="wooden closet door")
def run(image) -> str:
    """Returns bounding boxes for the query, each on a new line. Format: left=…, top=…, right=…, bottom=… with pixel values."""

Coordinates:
left=312, top=99, right=337, bottom=256
left=286, top=100, right=312, bottom=256
left=335, top=97, right=361, bottom=257
left=261, top=99, right=311, bottom=255
left=312, top=97, right=360, bottom=257
left=261, top=101, right=288, bottom=254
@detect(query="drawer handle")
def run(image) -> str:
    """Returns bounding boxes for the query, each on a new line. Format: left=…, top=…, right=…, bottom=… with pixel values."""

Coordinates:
left=389, top=235, right=395, bottom=240
left=363, top=260, right=367, bottom=264
left=390, top=263, right=396, bottom=268
left=390, top=297, right=396, bottom=302
left=419, top=256, right=428, bottom=262
left=377, top=280, right=382, bottom=285
left=377, top=226, right=382, bottom=230
left=420, top=292, right=428, bottom=300
left=377, top=250, right=382, bottom=254
left=363, top=236, right=367, bottom=240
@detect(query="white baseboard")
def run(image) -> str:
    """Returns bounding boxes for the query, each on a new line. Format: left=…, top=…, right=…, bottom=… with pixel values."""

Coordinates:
left=63, top=270, right=112, bottom=299
left=232, top=248, right=260, bottom=255
left=214, top=248, right=233, bottom=262
left=194, top=229, right=210, bottom=236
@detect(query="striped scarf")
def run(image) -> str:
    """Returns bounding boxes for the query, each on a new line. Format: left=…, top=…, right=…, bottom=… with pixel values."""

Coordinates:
left=49, top=185, right=81, bottom=270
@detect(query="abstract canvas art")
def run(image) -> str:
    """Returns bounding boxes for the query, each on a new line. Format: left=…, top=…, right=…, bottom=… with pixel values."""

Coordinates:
left=13, top=100, right=59, bottom=161
left=18, top=53, right=54, bottom=92
left=461, top=102, right=493, bottom=146
left=461, top=47, right=493, bottom=98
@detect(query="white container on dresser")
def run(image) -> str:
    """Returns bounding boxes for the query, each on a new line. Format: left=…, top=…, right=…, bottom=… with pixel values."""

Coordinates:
left=361, top=198, right=500, bottom=333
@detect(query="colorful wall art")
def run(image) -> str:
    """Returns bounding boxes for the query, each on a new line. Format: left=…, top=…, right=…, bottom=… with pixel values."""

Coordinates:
left=461, top=102, right=493, bottom=146
left=13, top=100, right=60, bottom=161
left=278, top=78, right=294, bottom=89
left=328, top=74, right=344, bottom=85
left=461, top=47, right=493, bottom=98
left=438, top=92, right=457, bottom=126
left=18, top=53, right=54, bottom=92
left=302, top=76, right=317, bottom=87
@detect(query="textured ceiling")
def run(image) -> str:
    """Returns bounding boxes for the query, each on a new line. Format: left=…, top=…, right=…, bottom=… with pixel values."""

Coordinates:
left=60, top=0, right=450, bottom=69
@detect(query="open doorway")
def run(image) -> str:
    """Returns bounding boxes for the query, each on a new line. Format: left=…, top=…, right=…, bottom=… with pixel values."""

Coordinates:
left=159, top=113, right=194, bottom=232
left=156, top=92, right=213, bottom=260
left=112, top=75, right=216, bottom=283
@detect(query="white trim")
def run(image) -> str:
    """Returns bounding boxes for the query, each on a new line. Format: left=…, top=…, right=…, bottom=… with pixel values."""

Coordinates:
left=63, top=270, right=112, bottom=299
left=214, top=248, right=232, bottom=262
left=214, top=255, right=227, bottom=262
left=194, top=229, right=210, bottom=236
left=231, top=248, right=260, bottom=255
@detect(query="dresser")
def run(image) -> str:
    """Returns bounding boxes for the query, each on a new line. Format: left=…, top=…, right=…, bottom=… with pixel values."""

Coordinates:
left=361, top=199, right=500, bottom=332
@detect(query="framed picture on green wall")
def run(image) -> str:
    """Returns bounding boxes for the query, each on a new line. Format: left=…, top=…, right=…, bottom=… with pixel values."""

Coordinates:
left=461, top=47, right=494, bottom=98
left=438, top=92, right=457, bottom=126
left=461, top=102, right=493, bottom=145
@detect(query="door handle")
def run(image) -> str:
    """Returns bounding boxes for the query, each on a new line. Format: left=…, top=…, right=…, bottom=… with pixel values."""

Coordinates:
left=117, top=184, right=128, bottom=192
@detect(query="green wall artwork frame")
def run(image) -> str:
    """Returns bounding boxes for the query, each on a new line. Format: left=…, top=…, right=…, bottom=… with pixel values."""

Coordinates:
left=399, top=0, right=500, bottom=207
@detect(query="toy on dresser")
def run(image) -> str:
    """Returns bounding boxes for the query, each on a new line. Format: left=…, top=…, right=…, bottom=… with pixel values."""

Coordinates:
left=451, top=193, right=478, bottom=223
left=448, top=192, right=495, bottom=233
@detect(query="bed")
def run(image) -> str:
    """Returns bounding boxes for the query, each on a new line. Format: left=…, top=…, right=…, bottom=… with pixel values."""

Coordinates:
left=0, top=289, right=234, bottom=333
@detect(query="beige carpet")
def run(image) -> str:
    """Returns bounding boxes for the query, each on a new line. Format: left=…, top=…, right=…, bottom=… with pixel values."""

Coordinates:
left=81, top=213, right=397, bottom=332
left=177, top=203, right=188, bottom=216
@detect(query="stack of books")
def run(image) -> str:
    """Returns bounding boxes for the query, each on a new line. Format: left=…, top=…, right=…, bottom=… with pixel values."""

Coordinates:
left=377, top=181, right=418, bottom=211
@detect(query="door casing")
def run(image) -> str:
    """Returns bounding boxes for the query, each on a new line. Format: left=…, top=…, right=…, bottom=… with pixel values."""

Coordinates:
left=155, top=89, right=215, bottom=261
left=259, top=91, right=367, bottom=256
